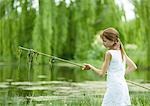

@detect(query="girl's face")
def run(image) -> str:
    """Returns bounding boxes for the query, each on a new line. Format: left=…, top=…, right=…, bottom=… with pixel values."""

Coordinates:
left=102, top=36, right=114, bottom=48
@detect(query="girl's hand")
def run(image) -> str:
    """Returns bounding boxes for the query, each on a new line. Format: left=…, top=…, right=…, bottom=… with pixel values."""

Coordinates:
left=82, top=64, right=92, bottom=70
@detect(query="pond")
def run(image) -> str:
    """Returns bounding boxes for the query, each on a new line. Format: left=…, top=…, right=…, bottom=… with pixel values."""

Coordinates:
left=0, top=63, right=150, bottom=106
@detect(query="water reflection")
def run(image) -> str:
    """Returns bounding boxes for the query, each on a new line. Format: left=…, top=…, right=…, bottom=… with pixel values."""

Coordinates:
left=0, top=63, right=150, bottom=82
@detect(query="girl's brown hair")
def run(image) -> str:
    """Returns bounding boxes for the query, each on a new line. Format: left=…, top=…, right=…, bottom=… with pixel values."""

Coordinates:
left=100, top=27, right=126, bottom=61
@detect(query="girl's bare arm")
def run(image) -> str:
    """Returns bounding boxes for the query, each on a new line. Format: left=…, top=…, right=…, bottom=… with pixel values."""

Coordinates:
left=83, top=51, right=111, bottom=76
left=125, top=55, right=137, bottom=74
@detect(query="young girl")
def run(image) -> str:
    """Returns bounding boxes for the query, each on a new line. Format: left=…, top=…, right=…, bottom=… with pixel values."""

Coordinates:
left=82, top=28, right=137, bottom=106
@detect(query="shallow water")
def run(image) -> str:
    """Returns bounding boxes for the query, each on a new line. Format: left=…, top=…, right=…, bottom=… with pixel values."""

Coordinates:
left=0, top=63, right=150, bottom=105
left=0, top=80, right=149, bottom=105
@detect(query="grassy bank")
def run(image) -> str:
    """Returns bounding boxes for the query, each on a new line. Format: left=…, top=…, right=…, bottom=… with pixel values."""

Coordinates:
left=1, top=92, right=149, bottom=106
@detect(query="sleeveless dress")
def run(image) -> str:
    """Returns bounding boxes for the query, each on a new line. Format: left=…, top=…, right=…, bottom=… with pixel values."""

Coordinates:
left=102, top=50, right=131, bottom=106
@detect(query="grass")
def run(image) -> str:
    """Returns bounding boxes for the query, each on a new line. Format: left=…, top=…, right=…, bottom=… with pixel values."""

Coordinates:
left=1, top=92, right=149, bottom=106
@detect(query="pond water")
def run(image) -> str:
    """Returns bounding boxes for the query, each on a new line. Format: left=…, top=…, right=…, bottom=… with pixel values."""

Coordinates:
left=0, top=63, right=150, bottom=105
left=0, top=62, right=150, bottom=82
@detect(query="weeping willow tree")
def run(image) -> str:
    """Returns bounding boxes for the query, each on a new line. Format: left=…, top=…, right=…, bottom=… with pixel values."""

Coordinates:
left=0, top=0, right=17, bottom=61
left=0, top=0, right=36, bottom=62
left=18, top=0, right=36, bottom=47
left=59, top=1, right=76, bottom=59
left=95, top=0, right=123, bottom=28
left=32, top=0, right=53, bottom=63
left=0, top=0, right=128, bottom=62
left=131, top=0, right=150, bottom=69
left=51, top=1, right=69, bottom=58
left=71, top=0, right=96, bottom=60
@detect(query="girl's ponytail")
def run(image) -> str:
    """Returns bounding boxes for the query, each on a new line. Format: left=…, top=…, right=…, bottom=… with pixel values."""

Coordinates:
left=118, top=38, right=126, bottom=61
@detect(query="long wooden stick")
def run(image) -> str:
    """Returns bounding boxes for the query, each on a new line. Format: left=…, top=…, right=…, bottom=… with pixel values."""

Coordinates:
left=127, top=80, right=150, bottom=91
left=19, top=46, right=83, bottom=67
left=19, top=46, right=150, bottom=91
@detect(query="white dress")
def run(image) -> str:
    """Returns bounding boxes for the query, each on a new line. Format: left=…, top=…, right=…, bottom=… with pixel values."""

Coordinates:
left=102, top=50, right=131, bottom=106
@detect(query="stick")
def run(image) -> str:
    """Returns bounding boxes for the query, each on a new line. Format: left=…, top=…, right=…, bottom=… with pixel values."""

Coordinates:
left=127, top=80, right=150, bottom=91
left=19, top=46, right=83, bottom=67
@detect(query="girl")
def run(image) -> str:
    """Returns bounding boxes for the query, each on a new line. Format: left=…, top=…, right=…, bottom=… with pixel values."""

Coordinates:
left=82, top=28, right=137, bottom=106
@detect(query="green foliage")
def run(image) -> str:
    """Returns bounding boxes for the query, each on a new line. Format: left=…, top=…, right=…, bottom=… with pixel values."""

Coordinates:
left=0, top=0, right=149, bottom=68
left=32, top=0, right=53, bottom=63
left=131, top=0, right=150, bottom=68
